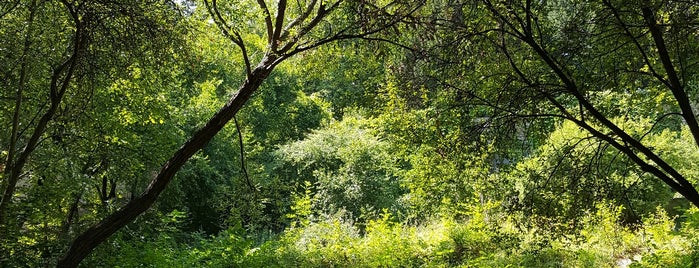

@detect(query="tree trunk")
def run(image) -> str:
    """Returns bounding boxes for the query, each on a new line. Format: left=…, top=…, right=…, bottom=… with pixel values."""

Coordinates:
left=0, top=0, right=37, bottom=227
left=56, top=54, right=277, bottom=268
left=0, top=0, right=83, bottom=227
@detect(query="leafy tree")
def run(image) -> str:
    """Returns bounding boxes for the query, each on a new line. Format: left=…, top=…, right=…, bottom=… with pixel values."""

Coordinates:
left=415, top=0, right=699, bottom=210
left=0, top=0, right=184, bottom=265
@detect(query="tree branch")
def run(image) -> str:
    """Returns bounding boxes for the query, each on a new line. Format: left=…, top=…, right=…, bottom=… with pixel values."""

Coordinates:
left=602, top=0, right=671, bottom=88
left=256, top=0, right=274, bottom=45
left=641, top=3, right=699, bottom=150
left=233, top=116, right=255, bottom=191
left=280, top=0, right=318, bottom=41
left=513, top=10, right=699, bottom=206
left=271, top=0, right=287, bottom=51
left=205, top=0, right=252, bottom=76
left=0, top=0, right=84, bottom=227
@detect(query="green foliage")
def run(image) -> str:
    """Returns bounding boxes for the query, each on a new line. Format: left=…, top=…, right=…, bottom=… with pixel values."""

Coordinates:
left=286, top=181, right=314, bottom=228
left=4, top=0, right=699, bottom=266
left=272, top=115, right=405, bottom=223
left=506, top=120, right=678, bottom=227
left=628, top=207, right=699, bottom=267
left=287, top=43, right=387, bottom=118
left=0, top=0, right=188, bottom=265
left=82, top=200, right=699, bottom=267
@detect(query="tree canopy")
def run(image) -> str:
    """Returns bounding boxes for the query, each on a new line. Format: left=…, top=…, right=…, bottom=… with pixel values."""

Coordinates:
left=3, top=0, right=699, bottom=267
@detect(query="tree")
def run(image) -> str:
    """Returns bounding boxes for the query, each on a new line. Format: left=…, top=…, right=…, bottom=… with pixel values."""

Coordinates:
left=1, top=0, right=186, bottom=265
left=417, top=0, right=699, bottom=210
left=57, top=0, right=420, bottom=266
left=0, top=0, right=87, bottom=226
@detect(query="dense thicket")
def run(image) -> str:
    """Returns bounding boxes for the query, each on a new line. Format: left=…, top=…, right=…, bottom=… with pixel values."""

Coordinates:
left=2, top=0, right=699, bottom=267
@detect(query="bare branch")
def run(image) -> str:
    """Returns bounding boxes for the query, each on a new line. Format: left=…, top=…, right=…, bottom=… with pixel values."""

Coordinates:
left=638, top=112, right=683, bottom=142
left=277, top=0, right=335, bottom=54
left=5, top=0, right=38, bottom=177
left=282, top=1, right=421, bottom=62
left=505, top=4, right=699, bottom=205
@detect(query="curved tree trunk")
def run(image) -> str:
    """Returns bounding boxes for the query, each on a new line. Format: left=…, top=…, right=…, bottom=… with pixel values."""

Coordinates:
left=56, top=55, right=277, bottom=268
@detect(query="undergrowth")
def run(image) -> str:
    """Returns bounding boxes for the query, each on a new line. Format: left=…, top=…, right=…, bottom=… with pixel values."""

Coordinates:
left=84, top=203, right=699, bottom=267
